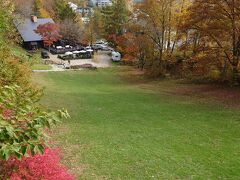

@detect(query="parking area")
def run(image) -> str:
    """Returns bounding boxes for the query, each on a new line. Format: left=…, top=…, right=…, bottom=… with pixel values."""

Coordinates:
left=42, top=51, right=112, bottom=71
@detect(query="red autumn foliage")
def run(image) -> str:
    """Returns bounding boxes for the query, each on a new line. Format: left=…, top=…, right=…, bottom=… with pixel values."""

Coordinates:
left=0, top=148, right=73, bottom=180
left=35, top=23, right=62, bottom=48
left=107, top=33, right=138, bottom=61
left=2, top=109, right=13, bottom=120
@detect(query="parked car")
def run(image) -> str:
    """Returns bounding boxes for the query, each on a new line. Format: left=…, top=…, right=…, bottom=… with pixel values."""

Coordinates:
left=95, top=39, right=107, bottom=44
left=108, top=47, right=114, bottom=52
left=111, top=51, right=121, bottom=62
left=92, top=44, right=102, bottom=50
left=58, top=52, right=74, bottom=60
left=85, top=45, right=91, bottom=49
left=58, top=50, right=92, bottom=60
left=41, top=51, right=50, bottom=59
left=100, top=44, right=110, bottom=51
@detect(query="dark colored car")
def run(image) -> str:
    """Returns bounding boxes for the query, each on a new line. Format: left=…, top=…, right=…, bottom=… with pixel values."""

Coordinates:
left=92, top=44, right=103, bottom=51
left=41, top=51, right=50, bottom=59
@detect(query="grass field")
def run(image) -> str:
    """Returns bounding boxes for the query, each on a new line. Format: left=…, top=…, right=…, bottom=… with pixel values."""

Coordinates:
left=30, top=63, right=52, bottom=70
left=12, top=46, right=51, bottom=70
left=34, top=68, right=240, bottom=179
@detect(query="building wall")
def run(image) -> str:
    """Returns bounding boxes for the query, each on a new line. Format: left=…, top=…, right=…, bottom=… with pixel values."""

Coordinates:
left=23, top=41, right=43, bottom=50
left=88, top=0, right=112, bottom=7
left=88, top=0, right=98, bottom=7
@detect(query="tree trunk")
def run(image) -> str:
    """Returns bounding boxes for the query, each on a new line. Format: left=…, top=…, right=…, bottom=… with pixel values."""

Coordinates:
left=231, top=0, right=239, bottom=84
left=159, top=16, right=166, bottom=73
left=171, top=0, right=186, bottom=55
left=183, top=31, right=189, bottom=58
left=167, top=1, right=172, bottom=52
left=192, top=32, right=200, bottom=55
left=232, top=65, right=239, bottom=85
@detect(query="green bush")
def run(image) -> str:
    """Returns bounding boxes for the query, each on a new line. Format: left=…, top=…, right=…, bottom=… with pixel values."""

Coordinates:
left=0, top=85, right=69, bottom=160
left=0, top=1, right=69, bottom=160
left=0, top=51, right=69, bottom=160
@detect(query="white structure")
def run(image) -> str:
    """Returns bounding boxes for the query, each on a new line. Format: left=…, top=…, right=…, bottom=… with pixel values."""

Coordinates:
left=97, top=0, right=112, bottom=7
left=88, top=0, right=112, bottom=7
left=68, top=2, right=93, bottom=17
left=76, top=7, right=92, bottom=15
left=111, top=51, right=121, bottom=62
left=68, top=2, right=78, bottom=11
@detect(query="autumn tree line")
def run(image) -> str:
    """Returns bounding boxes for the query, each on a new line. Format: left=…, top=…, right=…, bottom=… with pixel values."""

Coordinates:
left=92, top=0, right=240, bottom=84
left=12, top=0, right=240, bottom=84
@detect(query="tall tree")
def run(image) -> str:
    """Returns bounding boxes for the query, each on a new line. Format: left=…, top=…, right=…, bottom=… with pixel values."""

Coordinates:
left=111, top=0, right=191, bottom=76
left=101, top=0, right=129, bottom=40
left=13, top=0, right=34, bottom=17
left=59, top=18, right=86, bottom=44
left=88, top=8, right=105, bottom=41
left=33, top=0, right=50, bottom=18
left=54, top=0, right=76, bottom=21
left=135, top=0, right=175, bottom=75
left=33, top=0, right=42, bottom=17
left=181, top=0, right=240, bottom=82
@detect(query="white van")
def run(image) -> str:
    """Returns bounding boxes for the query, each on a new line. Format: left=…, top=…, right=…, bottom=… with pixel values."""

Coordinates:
left=111, top=51, right=121, bottom=62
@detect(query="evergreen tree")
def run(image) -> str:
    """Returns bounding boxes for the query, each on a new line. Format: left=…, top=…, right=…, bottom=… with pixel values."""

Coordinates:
left=54, top=0, right=76, bottom=21
left=33, top=0, right=50, bottom=18
left=101, top=0, right=129, bottom=36
left=33, top=0, right=41, bottom=17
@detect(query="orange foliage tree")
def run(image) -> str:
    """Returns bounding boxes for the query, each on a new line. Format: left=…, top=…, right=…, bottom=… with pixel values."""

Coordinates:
left=181, top=0, right=240, bottom=82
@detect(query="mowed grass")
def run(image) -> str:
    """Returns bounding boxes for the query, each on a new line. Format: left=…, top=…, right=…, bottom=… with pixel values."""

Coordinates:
left=12, top=46, right=51, bottom=70
left=34, top=68, right=240, bottom=179
left=31, top=63, right=52, bottom=70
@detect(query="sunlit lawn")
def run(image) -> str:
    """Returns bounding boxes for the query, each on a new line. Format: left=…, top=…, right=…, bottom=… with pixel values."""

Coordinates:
left=31, top=63, right=52, bottom=70
left=34, top=68, right=240, bottom=179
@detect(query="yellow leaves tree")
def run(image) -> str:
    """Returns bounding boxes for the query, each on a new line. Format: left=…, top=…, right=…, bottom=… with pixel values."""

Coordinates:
left=181, top=0, right=240, bottom=83
left=132, top=0, right=190, bottom=76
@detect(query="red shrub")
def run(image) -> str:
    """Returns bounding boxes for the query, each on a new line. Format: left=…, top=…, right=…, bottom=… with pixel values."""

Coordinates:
left=0, top=148, right=73, bottom=180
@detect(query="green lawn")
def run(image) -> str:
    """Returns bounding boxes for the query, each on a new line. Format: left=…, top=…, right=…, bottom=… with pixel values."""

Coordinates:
left=12, top=46, right=51, bottom=70
left=31, top=63, right=52, bottom=70
left=34, top=68, right=240, bottom=179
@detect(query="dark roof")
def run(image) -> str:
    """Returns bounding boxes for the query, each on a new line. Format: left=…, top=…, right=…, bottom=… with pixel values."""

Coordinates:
left=14, top=18, right=54, bottom=42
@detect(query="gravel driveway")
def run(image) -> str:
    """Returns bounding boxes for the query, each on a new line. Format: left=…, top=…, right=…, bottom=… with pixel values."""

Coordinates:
left=33, top=51, right=112, bottom=72
left=52, top=51, right=111, bottom=68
